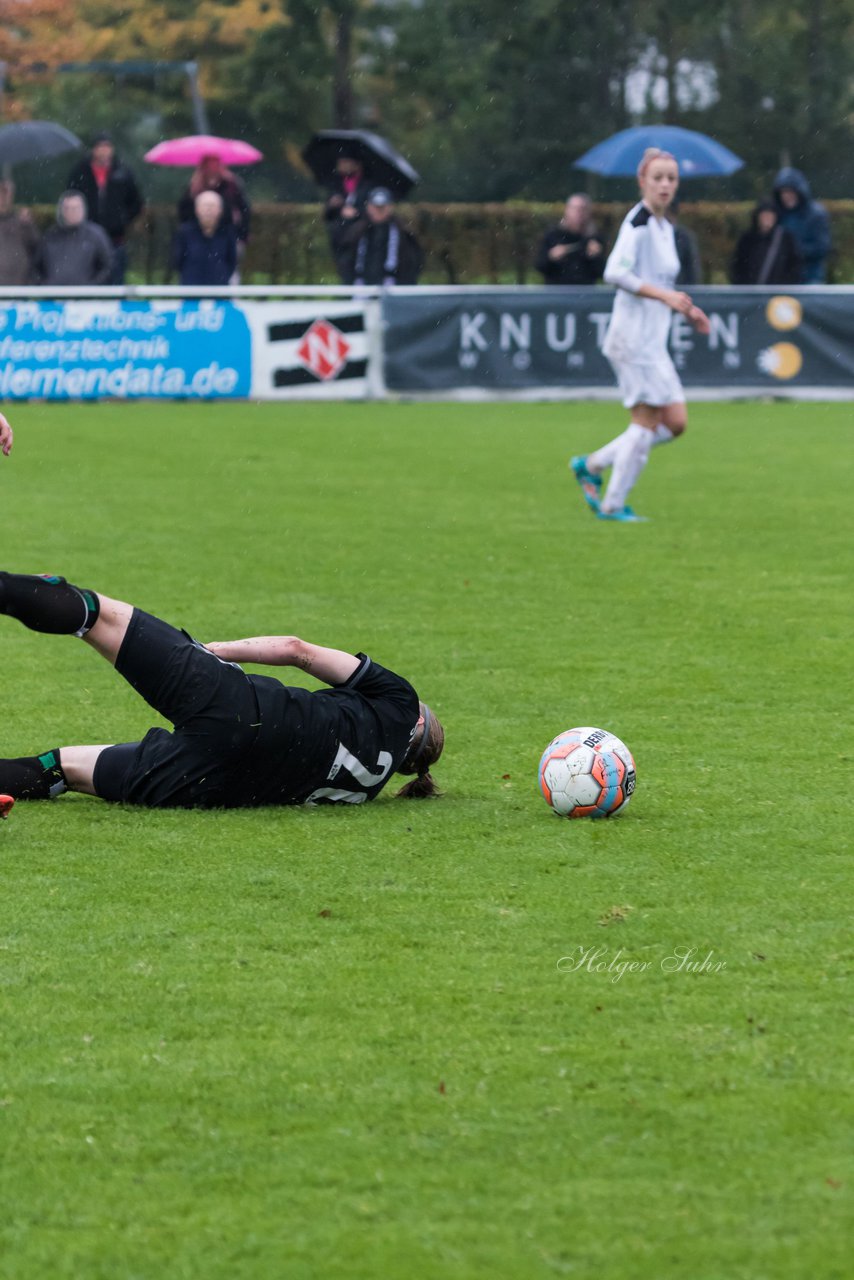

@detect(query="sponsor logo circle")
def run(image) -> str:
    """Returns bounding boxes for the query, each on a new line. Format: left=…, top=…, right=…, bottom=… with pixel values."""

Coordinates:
left=766, top=296, right=803, bottom=331
left=757, top=341, right=803, bottom=379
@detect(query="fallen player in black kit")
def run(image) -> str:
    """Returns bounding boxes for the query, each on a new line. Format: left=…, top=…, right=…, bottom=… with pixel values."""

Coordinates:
left=0, top=570, right=444, bottom=810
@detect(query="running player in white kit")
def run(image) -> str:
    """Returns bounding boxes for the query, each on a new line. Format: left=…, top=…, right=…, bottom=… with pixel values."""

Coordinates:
left=571, top=148, right=710, bottom=522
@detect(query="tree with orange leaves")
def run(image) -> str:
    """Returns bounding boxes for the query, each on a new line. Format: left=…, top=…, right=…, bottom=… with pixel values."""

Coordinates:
left=0, top=1, right=94, bottom=118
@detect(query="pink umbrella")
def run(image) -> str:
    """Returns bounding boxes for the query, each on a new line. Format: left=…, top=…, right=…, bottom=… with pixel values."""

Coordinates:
left=144, top=135, right=264, bottom=166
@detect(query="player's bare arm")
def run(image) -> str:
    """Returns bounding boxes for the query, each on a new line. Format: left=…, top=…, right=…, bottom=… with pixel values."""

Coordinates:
left=636, top=285, right=710, bottom=334
left=0, top=412, right=13, bottom=457
left=637, top=283, right=692, bottom=312
left=205, top=637, right=361, bottom=685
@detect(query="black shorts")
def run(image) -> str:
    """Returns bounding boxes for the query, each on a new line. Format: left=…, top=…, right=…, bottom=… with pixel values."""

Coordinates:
left=93, top=609, right=264, bottom=808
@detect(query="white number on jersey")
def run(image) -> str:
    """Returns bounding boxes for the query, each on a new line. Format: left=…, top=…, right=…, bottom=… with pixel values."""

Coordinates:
left=305, top=743, right=393, bottom=805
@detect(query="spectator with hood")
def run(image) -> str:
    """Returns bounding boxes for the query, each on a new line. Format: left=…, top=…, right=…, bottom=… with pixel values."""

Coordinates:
left=730, top=199, right=802, bottom=286
left=66, top=132, right=144, bottom=284
left=34, top=191, right=113, bottom=286
left=773, top=167, right=831, bottom=283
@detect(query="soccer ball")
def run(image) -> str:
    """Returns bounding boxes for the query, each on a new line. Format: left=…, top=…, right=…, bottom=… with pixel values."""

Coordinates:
left=538, top=726, right=636, bottom=819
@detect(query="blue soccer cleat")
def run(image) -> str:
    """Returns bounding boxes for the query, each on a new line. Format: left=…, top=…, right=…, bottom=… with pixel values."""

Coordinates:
left=597, top=505, right=648, bottom=523
left=570, top=455, right=603, bottom=514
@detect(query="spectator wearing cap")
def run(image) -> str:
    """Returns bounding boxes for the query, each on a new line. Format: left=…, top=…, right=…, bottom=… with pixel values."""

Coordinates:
left=66, top=132, right=144, bottom=284
left=334, top=187, right=424, bottom=287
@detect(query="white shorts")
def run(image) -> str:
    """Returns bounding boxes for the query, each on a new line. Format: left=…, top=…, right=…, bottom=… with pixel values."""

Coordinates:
left=609, top=353, right=685, bottom=409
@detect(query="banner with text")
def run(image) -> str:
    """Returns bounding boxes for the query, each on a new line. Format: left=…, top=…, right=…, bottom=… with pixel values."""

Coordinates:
left=382, top=289, right=854, bottom=394
left=0, top=299, right=372, bottom=400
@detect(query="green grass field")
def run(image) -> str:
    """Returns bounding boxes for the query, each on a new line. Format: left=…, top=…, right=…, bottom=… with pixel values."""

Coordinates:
left=1, top=399, right=851, bottom=1279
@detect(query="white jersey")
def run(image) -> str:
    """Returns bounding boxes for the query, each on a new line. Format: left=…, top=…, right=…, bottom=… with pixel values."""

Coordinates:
left=602, top=202, right=680, bottom=364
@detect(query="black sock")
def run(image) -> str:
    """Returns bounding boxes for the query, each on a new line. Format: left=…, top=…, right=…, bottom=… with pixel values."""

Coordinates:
left=0, top=751, right=67, bottom=799
left=0, top=572, right=100, bottom=636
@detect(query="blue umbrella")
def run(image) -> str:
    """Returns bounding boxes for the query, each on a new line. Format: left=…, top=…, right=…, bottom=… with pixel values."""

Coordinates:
left=574, top=125, right=743, bottom=178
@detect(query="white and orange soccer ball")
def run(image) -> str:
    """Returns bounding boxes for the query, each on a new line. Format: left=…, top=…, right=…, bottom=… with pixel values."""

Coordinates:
left=538, top=727, right=636, bottom=819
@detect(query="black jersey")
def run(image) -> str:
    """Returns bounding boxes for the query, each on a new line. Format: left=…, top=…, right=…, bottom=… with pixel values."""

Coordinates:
left=93, top=609, right=420, bottom=810
left=244, top=656, right=419, bottom=805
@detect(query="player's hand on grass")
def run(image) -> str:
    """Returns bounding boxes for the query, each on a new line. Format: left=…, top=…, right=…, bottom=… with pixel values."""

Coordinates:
left=0, top=413, right=12, bottom=457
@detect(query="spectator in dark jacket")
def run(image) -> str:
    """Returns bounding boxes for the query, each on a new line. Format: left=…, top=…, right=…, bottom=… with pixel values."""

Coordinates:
left=773, top=167, right=831, bottom=283
left=35, top=191, right=113, bottom=286
left=66, top=133, right=144, bottom=284
left=178, top=157, right=251, bottom=248
left=335, top=187, right=423, bottom=286
left=172, top=191, right=238, bottom=286
left=0, top=179, right=40, bottom=285
left=324, top=153, right=372, bottom=224
left=668, top=199, right=703, bottom=286
left=324, top=153, right=373, bottom=280
left=535, top=194, right=605, bottom=285
left=730, top=200, right=802, bottom=285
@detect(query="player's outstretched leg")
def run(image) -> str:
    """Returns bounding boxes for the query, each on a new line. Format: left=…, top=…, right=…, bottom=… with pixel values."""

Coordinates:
left=0, top=745, right=112, bottom=802
left=599, top=423, right=652, bottom=519
left=2, top=568, right=232, bottom=745
left=0, top=750, right=68, bottom=799
left=0, top=572, right=100, bottom=636
left=569, top=456, right=603, bottom=513
left=0, top=571, right=135, bottom=665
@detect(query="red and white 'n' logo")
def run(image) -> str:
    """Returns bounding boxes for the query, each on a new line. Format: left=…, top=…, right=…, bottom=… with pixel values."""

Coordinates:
left=295, top=319, right=352, bottom=380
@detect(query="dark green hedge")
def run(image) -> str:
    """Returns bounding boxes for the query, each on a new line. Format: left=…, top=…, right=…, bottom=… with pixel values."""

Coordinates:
left=27, top=202, right=854, bottom=285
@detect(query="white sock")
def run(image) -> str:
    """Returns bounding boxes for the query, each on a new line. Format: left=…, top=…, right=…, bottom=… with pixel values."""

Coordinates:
left=601, top=423, right=652, bottom=512
left=587, top=426, right=635, bottom=473
left=652, top=424, right=676, bottom=446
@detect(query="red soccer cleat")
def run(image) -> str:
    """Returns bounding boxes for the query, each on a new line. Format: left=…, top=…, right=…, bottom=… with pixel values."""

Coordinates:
left=0, top=795, right=14, bottom=820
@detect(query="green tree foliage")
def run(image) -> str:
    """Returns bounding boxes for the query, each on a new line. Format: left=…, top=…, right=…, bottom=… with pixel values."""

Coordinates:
left=4, top=0, right=854, bottom=202
left=367, top=0, right=854, bottom=198
left=709, top=0, right=854, bottom=195
left=367, top=0, right=640, bottom=199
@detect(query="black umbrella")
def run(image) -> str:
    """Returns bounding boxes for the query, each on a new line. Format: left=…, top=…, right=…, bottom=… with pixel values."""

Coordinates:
left=302, top=129, right=420, bottom=199
left=0, top=120, right=83, bottom=167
